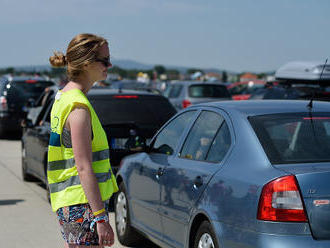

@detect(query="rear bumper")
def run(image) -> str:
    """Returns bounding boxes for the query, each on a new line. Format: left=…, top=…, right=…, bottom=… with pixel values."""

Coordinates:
left=212, top=221, right=330, bottom=248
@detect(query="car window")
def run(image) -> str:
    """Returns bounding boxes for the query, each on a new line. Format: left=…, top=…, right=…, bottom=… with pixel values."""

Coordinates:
left=188, top=84, right=230, bottom=98
left=180, top=111, right=224, bottom=161
left=151, top=111, right=196, bottom=155
left=249, top=113, right=330, bottom=164
left=206, top=121, right=231, bottom=162
left=0, top=81, right=5, bottom=93
left=163, top=84, right=183, bottom=98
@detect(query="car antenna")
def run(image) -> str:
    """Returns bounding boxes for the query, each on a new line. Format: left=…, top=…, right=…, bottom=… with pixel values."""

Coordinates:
left=307, top=58, right=328, bottom=109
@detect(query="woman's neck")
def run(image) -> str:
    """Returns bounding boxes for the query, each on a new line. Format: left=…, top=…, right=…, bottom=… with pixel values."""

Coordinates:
left=62, top=78, right=92, bottom=95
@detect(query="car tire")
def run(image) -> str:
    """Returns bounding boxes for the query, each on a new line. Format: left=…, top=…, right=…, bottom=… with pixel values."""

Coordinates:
left=21, top=145, right=35, bottom=181
left=46, top=181, right=51, bottom=203
left=194, top=221, right=219, bottom=248
left=0, top=124, right=5, bottom=138
left=114, top=182, right=144, bottom=246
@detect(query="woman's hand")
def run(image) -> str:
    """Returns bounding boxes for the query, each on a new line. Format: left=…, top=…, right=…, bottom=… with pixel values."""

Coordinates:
left=97, top=220, right=115, bottom=247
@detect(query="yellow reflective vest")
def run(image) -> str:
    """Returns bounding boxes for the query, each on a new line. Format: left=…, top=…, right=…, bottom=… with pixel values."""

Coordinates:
left=47, top=89, right=118, bottom=212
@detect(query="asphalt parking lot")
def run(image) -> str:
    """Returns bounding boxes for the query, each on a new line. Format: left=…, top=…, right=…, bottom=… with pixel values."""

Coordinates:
left=0, top=136, right=158, bottom=248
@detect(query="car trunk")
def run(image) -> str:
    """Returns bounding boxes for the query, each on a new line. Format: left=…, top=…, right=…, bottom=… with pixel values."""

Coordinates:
left=275, top=163, right=330, bottom=240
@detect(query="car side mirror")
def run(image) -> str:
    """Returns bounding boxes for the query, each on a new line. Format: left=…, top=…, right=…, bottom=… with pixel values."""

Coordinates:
left=21, top=118, right=34, bottom=128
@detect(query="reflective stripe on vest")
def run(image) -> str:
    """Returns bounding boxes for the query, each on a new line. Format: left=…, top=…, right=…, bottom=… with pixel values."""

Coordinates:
left=49, top=170, right=112, bottom=193
left=47, top=149, right=109, bottom=171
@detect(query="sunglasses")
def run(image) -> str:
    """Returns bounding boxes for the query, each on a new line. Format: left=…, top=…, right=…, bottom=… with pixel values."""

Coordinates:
left=95, top=57, right=111, bottom=67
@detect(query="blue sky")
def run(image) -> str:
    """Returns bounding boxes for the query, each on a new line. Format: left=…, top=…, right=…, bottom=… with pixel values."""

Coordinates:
left=0, top=0, right=329, bottom=72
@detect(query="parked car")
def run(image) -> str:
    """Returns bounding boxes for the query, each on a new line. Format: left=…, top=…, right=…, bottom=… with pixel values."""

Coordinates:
left=21, top=88, right=176, bottom=199
left=0, top=75, right=55, bottom=136
left=163, top=81, right=231, bottom=110
left=115, top=100, right=330, bottom=248
left=227, top=80, right=266, bottom=100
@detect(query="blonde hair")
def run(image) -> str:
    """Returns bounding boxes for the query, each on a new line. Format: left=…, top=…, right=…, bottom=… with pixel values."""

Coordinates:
left=49, top=33, right=108, bottom=80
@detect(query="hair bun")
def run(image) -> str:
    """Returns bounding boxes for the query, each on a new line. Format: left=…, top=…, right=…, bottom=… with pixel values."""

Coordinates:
left=49, top=51, right=67, bottom=67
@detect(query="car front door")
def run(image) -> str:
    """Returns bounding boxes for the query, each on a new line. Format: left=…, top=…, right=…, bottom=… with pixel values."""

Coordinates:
left=127, top=110, right=197, bottom=241
left=159, top=110, right=232, bottom=247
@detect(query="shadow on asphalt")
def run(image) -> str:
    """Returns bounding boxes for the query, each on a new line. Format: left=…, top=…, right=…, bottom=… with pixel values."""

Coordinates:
left=0, top=199, right=25, bottom=205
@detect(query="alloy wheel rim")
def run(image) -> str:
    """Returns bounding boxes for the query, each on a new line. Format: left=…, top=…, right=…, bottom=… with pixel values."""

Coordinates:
left=198, top=233, right=215, bottom=248
left=115, top=192, right=128, bottom=236
left=22, top=147, right=26, bottom=158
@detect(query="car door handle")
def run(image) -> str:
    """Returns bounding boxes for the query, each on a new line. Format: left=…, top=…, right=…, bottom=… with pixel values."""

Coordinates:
left=193, top=176, right=203, bottom=189
left=156, top=167, right=164, bottom=179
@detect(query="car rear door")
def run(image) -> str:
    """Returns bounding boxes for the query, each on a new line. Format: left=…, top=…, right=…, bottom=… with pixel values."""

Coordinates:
left=25, top=99, right=52, bottom=181
left=159, top=109, right=232, bottom=247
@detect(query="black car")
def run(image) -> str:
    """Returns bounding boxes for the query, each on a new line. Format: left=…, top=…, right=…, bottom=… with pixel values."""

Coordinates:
left=0, top=75, right=55, bottom=136
left=21, top=88, right=177, bottom=194
left=249, top=84, right=330, bottom=101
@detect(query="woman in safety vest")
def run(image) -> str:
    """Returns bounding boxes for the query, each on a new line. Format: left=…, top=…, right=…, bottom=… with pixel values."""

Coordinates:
left=48, top=33, right=118, bottom=247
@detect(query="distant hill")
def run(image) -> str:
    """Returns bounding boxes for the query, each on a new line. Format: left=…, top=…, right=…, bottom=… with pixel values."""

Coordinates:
left=2, top=59, right=234, bottom=74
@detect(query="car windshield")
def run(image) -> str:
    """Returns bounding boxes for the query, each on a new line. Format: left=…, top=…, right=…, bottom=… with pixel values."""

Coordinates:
left=249, top=112, right=330, bottom=164
left=188, top=84, right=230, bottom=98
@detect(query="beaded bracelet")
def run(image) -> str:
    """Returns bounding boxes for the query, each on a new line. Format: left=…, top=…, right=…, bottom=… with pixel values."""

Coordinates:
left=90, top=214, right=109, bottom=232
left=93, top=208, right=105, bottom=216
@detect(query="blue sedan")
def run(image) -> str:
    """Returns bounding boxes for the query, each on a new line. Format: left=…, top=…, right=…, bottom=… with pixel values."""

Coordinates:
left=114, top=100, right=330, bottom=248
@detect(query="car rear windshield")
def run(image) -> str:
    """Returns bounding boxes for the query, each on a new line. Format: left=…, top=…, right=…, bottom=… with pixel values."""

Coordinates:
left=11, top=80, right=54, bottom=98
left=89, top=95, right=176, bottom=137
left=249, top=113, right=330, bottom=164
left=188, top=84, right=230, bottom=98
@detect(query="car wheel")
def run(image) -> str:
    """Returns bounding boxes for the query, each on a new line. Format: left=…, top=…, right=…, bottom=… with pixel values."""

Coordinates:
left=194, top=221, right=219, bottom=248
left=115, top=182, right=143, bottom=246
left=21, top=145, right=35, bottom=181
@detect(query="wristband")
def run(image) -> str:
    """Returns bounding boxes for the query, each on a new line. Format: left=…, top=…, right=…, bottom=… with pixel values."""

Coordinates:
left=93, top=208, right=105, bottom=216
left=90, top=214, right=109, bottom=232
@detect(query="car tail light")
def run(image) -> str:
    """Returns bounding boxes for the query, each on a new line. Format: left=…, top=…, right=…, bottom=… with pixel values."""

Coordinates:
left=0, top=96, right=8, bottom=111
left=113, top=95, right=138, bottom=99
left=257, top=175, right=307, bottom=222
left=182, top=99, right=191, bottom=108
left=25, top=80, right=37, bottom=84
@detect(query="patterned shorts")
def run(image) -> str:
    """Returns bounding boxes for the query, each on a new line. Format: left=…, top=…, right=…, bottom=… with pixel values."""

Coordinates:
left=56, top=203, right=108, bottom=246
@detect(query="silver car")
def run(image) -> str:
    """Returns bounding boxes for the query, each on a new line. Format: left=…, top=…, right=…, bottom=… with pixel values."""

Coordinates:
left=163, top=81, right=231, bottom=110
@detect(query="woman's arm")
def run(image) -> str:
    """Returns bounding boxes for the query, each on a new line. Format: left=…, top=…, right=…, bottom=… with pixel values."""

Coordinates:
left=67, top=106, right=114, bottom=246
left=68, top=106, right=104, bottom=212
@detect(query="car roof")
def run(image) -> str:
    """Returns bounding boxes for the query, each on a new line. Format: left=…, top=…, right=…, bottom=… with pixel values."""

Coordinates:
left=1, top=75, right=52, bottom=82
left=88, top=88, right=162, bottom=96
left=170, top=81, right=228, bottom=86
left=194, top=100, right=330, bottom=116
